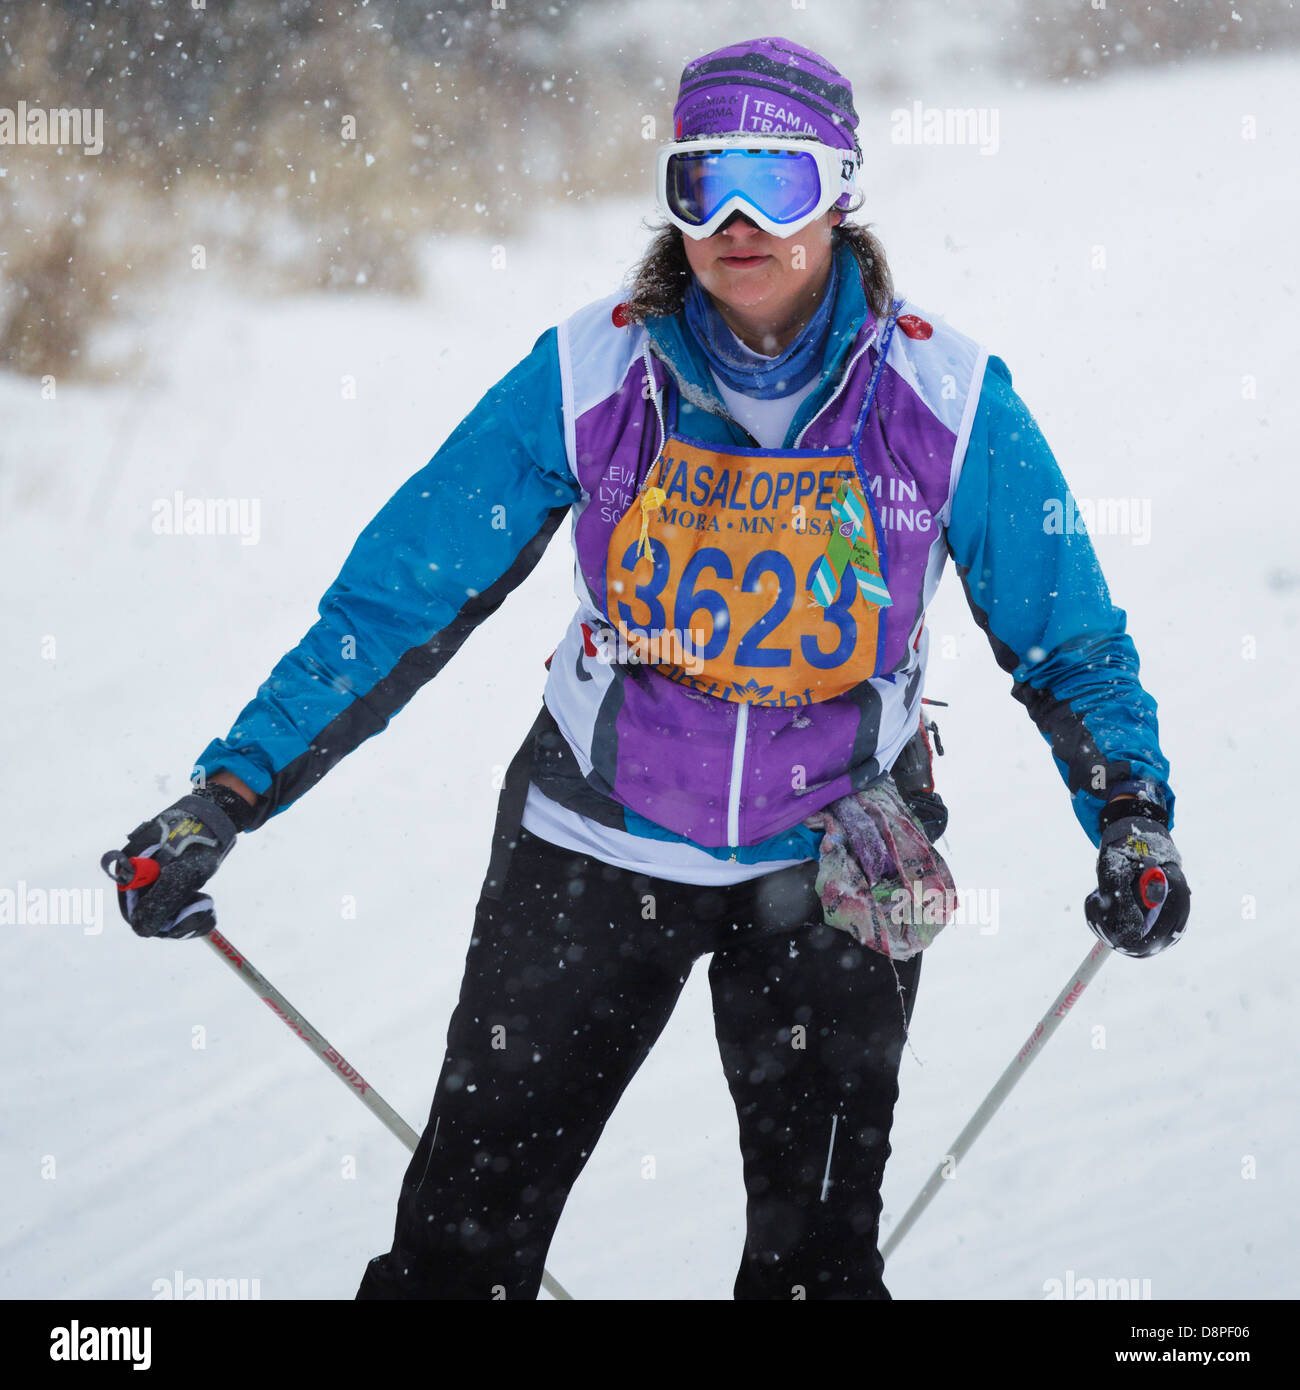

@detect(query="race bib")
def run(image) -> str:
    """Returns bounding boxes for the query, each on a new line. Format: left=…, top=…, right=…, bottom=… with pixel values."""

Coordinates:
left=604, top=436, right=890, bottom=706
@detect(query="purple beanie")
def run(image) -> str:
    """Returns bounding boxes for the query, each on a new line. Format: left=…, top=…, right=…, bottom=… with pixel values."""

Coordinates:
left=672, top=36, right=859, bottom=155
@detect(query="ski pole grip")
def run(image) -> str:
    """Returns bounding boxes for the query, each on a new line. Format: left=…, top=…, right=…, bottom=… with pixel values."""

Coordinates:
left=101, top=851, right=161, bottom=891
left=1138, top=865, right=1168, bottom=910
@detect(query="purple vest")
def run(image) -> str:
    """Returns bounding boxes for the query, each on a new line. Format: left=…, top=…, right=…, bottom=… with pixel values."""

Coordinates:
left=543, top=292, right=988, bottom=848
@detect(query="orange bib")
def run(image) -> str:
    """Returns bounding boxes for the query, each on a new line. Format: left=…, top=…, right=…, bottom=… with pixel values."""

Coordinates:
left=605, top=435, right=889, bottom=705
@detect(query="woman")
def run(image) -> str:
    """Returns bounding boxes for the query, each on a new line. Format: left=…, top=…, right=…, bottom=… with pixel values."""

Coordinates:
left=104, top=37, right=1189, bottom=1300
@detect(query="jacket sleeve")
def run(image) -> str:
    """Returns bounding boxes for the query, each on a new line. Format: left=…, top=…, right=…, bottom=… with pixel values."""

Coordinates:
left=193, top=327, right=580, bottom=828
left=945, top=354, right=1173, bottom=846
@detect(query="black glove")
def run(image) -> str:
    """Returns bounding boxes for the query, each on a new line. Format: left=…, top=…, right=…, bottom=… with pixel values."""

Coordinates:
left=101, top=785, right=253, bottom=939
left=1085, top=813, right=1190, bottom=958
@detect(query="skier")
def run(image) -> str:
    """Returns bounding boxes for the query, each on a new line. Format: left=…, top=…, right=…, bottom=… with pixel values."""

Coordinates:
left=105, top=37, right=1190, bottom=1300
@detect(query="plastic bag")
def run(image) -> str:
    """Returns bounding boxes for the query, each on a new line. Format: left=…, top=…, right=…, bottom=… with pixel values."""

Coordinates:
left=804, top=779, right=957, bottom=960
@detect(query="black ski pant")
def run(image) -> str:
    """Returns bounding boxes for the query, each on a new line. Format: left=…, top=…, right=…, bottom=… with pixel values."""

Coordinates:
left=356, top=826, right=920, bottom=1301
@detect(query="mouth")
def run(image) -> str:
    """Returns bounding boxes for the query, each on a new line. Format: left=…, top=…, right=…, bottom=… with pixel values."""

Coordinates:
left=718, top=253, right=770, bottom=269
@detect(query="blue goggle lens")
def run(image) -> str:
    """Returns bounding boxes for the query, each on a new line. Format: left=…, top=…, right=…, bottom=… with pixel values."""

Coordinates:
left=665, top=148, right=824, bottom=227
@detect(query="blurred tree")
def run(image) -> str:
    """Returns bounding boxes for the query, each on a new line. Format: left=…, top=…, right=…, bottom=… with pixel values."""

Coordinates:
left=1008, top=0, right=1300, bottom=81
left=2, top=0, right=1296, bottom=376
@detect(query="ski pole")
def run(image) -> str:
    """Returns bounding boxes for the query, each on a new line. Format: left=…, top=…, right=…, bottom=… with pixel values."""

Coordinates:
left=881, top=938, right=1112, bottom=1260
left=103, top=853, right=574, bottom=1301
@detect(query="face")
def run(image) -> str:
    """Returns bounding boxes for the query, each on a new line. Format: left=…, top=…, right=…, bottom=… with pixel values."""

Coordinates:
left=682, top=208, right=842, bottom=340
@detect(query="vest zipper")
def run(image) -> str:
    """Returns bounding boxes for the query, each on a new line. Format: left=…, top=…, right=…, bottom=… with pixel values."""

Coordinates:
left=644, top=341, right=762, bottom=447
left=792, top=326, right=880, bottom=449
left=641, top=344, right=668, bottom=464
left=727, top=700, right=749, bottom=849
left=645, top=341, right=753, bottom=850
left=643, top=325, right=881, bottom=852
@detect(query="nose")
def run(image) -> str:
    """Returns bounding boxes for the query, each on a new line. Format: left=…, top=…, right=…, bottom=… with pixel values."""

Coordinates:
left=717, top=211, right=762, bottom=236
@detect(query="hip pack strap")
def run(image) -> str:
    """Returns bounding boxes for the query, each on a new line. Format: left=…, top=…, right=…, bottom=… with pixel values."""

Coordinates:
left=481, top=706, right=551, bottom=901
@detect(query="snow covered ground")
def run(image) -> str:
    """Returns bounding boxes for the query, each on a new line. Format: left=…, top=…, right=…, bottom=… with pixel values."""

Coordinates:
left=3, top=55, right=1297, bottom=1300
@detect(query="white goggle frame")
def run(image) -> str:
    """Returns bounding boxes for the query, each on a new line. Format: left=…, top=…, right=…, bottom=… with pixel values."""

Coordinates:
left=655, top=134, right=858, bottom=240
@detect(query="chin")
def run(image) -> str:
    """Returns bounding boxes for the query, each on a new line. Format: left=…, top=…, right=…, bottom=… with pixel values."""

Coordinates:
left=712, top=268, right=781, bottom=305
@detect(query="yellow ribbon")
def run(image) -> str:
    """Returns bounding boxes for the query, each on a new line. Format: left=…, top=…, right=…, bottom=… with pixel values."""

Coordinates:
left=637, top=485, right=666, bottom=560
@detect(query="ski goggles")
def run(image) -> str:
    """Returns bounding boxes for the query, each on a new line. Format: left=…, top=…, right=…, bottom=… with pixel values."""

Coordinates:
left=656, top=135, right=858, bottom=240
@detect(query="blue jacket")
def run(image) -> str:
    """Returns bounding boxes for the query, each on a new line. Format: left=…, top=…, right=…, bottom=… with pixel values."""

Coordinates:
left=196, top=259, right=1172, bottom=851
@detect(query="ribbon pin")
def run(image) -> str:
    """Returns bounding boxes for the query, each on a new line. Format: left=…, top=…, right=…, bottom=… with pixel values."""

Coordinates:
left=810, top=479, right=892, bottom=609
left=637, top=485, right=666, bottom=560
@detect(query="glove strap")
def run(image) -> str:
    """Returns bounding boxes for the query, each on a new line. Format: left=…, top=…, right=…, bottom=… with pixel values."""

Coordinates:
left=193, top=783, right=257, bottom=834
left=1098, top=779, right=1169, bottom=834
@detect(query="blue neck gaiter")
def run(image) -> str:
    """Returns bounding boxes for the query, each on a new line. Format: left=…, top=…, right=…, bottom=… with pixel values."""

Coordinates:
left=683, top=252, right=839, bottom=400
